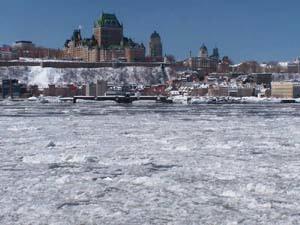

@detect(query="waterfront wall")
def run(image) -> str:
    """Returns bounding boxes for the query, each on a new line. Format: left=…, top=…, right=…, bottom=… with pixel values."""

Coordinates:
left=40, top=61, right=168, bottom=68
left=0, top=61, right=40, bottom=67
left=0, top=60, right=169, bottom=69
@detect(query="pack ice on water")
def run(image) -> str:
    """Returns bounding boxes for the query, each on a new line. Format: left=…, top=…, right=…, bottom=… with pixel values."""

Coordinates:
left=1, top=101, right=300, bottom=224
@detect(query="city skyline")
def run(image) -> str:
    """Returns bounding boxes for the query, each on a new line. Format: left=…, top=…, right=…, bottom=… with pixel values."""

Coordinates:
left=1, top=0, right=300, bottom=62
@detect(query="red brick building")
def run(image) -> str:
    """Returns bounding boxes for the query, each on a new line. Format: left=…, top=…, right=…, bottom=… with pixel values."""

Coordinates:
left=142, top=85, right=167, bottom=96
left=0, top=45, right=18, bottom=60
left=13, top=41, right=63, bottom=59
left=43, top=84, right=85, bottom=97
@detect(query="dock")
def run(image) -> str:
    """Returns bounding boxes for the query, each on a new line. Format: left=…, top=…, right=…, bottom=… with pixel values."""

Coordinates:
left=70, top=96, right=173, bottom=104
left=281, top=99, right=297, bottom=103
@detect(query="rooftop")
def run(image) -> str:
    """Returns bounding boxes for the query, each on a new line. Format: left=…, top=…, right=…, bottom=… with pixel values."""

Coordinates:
left=96, top=13, right=122, bottom=28
left=15, top=41, right=33, bottom=44
left=200, top=44, right=207, bottom=51
left=151, top=31, right=160, bottom=39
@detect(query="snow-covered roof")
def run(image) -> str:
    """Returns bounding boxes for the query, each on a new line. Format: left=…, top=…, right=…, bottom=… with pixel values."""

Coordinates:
left=278, top=62, right=289, bottom=67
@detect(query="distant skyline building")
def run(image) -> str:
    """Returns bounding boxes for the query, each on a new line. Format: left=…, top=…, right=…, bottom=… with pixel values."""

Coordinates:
left=63, top=12, right=147, bottom=63
left=149, top=31, right=163, bottom=58
left=272, top=81, right=300, bottom=98
left=199, top=44, right=208, bottom=58
left=184, top=44, right=223, bottom=74
left=0, top=45, right=17, bottom=60
left=93, top=13, right=123, bottom=48
left=10, top=41, right=62, bottom=59
left=211, top=47, right=220, bottom=61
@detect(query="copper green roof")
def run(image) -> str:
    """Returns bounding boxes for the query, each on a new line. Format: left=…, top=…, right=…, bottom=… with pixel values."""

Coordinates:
left=82, top=36, right=98, bottom=48
left=96, top=13, right=122, bottom=27
left=200, top=44, right=207, bottom=51
left=71, top=29, right=82, bottom=42
left=151, top=31, right=160, bottom=39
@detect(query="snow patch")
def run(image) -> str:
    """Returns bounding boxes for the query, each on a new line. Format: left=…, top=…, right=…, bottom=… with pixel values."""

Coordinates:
left=0, top=66, right=172, bottom=88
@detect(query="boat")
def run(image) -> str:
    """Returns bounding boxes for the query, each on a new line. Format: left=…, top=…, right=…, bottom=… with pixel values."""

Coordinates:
left=28, top=96, right=38, bottom=101
left=38, top=96, right=49, bottom=104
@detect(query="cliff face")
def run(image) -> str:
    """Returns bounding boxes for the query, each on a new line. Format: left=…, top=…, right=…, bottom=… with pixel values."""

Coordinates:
left=0, top=66, right=173, bottom=88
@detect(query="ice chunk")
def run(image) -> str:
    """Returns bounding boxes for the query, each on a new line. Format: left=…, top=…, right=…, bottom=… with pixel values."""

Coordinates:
left=46, top=141, right=56, bottom=148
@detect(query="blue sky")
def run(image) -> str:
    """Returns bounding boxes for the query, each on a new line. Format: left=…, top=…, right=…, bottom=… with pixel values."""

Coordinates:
left=1, top=0, right=300, bottom=62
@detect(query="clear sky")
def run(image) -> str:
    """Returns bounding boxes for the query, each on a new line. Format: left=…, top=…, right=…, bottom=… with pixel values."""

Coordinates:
left=1, top=0, right=300, bottom=62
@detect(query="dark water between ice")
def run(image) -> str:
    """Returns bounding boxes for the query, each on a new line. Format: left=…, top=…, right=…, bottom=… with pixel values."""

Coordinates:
left=1, top=101, right=300, bottom=225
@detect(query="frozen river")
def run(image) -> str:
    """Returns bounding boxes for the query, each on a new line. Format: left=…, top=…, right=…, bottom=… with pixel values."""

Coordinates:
left=1, top=101, right=300, bottom=225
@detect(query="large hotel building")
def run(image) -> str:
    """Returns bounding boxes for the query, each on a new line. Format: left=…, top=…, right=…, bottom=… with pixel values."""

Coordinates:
left=63, top=13, right=163, bottom=63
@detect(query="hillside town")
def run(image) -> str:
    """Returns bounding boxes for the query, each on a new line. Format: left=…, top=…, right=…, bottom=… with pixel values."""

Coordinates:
left=1, top=12, right=300, bottom=102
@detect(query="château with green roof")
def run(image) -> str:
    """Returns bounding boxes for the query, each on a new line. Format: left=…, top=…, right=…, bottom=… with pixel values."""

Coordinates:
left=93, top=12, right=124, bottom=48
left=95, top=13, right=122, bottom=28
left=64, top=12, right=149, bottom=63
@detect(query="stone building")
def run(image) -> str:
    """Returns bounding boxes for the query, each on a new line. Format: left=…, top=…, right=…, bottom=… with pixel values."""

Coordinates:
left=2, top=79, right=21, bottom=98
left=190, top=87, right=209, bottom=96
left=86, top=80, right=108, bottom=96
left=96, top=80, right=108, bottom=96
left=217, top=56, right=232, bottom=73
left=287, top=58, right=300, bottom=74
left=184, top=44, right=220, bottom=74
left=43, top=84, right=80, bottom=97
left=237, top=87, right=254, bottom=97
left=208, top=85, right=229, bottom=97
left=0, top=45, right=18, bottom=60
left=12, top=41, right=62, bottom=59
left=272, top=82, right=300, bottom=98
left=93, top=13, right=123, bottom=48
left=64, top=13, right=146, bottom=63
left=149, top=31, right=163, bottom=61
left=200, top=44, right=208, bottom=58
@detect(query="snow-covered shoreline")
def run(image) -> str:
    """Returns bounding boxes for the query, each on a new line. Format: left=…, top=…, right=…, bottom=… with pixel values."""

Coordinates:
left=172, top=95, right=300, bottom=104
left=1, top=96, right=299, bottom=106
left=0, top=66, right=172, bottom=88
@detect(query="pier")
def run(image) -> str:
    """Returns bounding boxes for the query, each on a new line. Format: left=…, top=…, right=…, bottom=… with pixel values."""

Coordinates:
left=281, top=99, right=297, bottom=103
left=71, top=96, right=172, bottom=104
